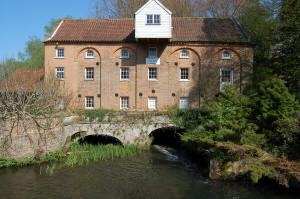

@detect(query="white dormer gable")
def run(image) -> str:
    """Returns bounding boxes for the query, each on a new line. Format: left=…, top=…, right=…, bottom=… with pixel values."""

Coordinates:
left=135, top=0, right=172, bottom=39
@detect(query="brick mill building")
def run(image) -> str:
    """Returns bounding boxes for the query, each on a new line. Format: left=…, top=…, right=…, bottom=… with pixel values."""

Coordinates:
left=44, top=0, right=253, bottom=110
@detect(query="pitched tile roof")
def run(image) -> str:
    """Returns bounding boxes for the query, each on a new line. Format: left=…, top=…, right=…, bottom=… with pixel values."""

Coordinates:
left=46, top=17, right=249, bottom=44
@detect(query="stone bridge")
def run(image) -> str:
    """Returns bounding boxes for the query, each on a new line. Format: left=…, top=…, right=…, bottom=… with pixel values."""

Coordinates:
left=0, top=113, right=177, bottom=159
left=62, top=114, right=177, bottom=145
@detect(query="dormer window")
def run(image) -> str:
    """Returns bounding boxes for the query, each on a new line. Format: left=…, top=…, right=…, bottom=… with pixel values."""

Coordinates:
left=86, top=50, right=94, bottom=58
left=120, top=50, right=130, bottom=58
left=147, top=15, right=153, bottom=24
left=222, top=51, right=231, bottom=60
left=154, top=15, right=160, bottom=24
left=147, top=15, right=160, bottom=24
left=149, top=47, right=157, bottom=58
left=180, top=50, right=190, bottom=59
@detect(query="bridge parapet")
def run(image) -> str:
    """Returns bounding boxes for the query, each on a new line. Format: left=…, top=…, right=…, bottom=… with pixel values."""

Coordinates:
left=62, top=113, right=176, bottom=145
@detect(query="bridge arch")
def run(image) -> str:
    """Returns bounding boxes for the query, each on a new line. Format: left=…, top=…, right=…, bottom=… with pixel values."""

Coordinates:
left=79, top=135, right=122, bottom=145
left=149, top=127, right=184, bottom=147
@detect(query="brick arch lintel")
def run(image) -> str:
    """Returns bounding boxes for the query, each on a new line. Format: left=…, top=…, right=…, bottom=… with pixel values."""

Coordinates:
left=170, top=47, right=201, bottom=63
left=213, top=48, right=242, bottom=61
left=112, top=46, right=136, bottom=56
left=76, top=47, right=101, bottom=61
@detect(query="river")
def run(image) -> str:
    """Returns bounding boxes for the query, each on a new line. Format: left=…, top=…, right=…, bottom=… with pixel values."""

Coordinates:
left=0, top=145, right=297, bottom=199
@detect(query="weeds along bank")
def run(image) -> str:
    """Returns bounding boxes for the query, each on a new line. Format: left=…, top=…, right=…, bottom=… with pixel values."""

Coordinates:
left=169, top=81, right=300, bottom=189
left=0, top=143, right=143, bottom=169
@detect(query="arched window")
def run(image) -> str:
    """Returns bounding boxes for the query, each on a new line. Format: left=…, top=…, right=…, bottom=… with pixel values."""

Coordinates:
left=222, top=51, right=231, bottom=59
left=180, top=50, right=190, bottom=58
left=86, top=50, right=94, bottom=58
left=120, top=49, right=130, bottom=58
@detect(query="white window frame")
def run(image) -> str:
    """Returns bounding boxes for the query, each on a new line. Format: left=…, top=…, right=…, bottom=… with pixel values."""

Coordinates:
left=120, top=49, right=130, bottom=59
left=147, top=15, right=153, bottom=24
left=154, top=15, right=160, bottom=24
left=120, top=97, right=129, bottom=109
left=220, top=68, right=234, bottom=92
left=55, top=67, right=64, bottom=80
left=85, top=96, right=94, bottom=109
left=149, top=47, right=157, bottom=58
left=222, top=51, right=232, bottom=60
left=148, top=97, right=157, bottom=110
left=180, top=68, right=190, bottom=81
left=120, top=67, right=130, bottom=81
left=180, top=50, right=190, bottom=59
left=56, top=48, right=64, bottom=58
left=86, top=50, right=94, bottom=58
left=180, top=98, right=189, bottom=109
left=85, top=67, right=94, bottom=80
left=148, top=68, right=158, bottom=81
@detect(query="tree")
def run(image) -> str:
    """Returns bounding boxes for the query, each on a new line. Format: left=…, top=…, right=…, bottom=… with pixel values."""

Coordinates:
left=18, top=36, right=44, bottom=69
left=195, top=0, right=249, bottom=17
left=90, top=0, right=195, bottom=18
left=249, top=77, right=300, bottom=153
left=238, top=0, right=279, bottom=84
left=273, top=0, right=300, bottom=99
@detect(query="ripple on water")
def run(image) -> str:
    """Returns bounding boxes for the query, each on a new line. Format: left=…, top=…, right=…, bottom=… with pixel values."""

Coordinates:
left=0, top=147, right=298, bottom=199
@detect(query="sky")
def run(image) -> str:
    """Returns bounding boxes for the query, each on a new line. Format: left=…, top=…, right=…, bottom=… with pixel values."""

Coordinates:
left=0, top=0, right=91, bottom=62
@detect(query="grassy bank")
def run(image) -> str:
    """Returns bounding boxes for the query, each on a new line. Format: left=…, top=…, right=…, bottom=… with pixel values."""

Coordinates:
left=65, top=142, right=142, bottom=167
left=0, top=151, right=64, bottom=168
left=1, top=143, right=143, bottom=169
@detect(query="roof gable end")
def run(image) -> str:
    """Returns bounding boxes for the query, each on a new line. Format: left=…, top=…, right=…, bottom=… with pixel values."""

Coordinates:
left=135, top=0, right=172, bottom=15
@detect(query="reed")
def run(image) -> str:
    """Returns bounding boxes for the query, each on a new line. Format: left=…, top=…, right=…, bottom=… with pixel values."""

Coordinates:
left=64, top=142, right=142, bottom=167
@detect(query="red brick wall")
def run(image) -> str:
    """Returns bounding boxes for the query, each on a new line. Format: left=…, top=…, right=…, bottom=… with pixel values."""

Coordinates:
left=44, top=42, right=253, bottom=110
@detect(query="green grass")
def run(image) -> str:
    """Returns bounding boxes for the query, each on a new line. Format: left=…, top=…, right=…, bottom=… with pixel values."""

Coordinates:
left=64, top=142, right=142, bottom=167
left=0, top=157, right=36, bottom=168
left=75, top=108, right=115, bottom=122
left=0, top=151, right=64, bottom=168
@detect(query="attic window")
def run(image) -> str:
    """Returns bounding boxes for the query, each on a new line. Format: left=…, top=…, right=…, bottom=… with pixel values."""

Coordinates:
left=222, top=51, right=231, bottom=60
left=120, top=50, right=130, bottom=58
left=180, top=50, right=190, bottom=59
left=147, top=15, right=160, bottom=24
left=86, top=50, right=94, bottom=58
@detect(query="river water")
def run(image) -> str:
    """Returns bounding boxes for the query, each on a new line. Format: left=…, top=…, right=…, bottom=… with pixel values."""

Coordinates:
left=0, top=145, right=297, bottom=199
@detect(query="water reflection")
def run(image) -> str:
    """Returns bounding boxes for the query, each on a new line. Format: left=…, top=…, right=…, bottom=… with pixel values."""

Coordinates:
left=0, top=146, right=298, bottom=199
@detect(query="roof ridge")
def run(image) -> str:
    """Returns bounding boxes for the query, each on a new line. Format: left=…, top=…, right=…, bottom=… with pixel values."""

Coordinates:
left=173, top=16, right=232, bottom=19
left=62, top=18, right=134, bottom=21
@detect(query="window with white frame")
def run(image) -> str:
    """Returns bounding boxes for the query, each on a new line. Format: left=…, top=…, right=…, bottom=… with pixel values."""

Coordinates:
left=220, top=68, right=233, bottom=92
left=148, top=68, right=157, bottom=80
left=121, top=50, right=130, bottom=58
left=148, top=97, right=157, bottom=110
left=180, top=68, right=189, bottom=80
left=120, top=97, right=129, bottom=109
left=180, top=98, right=189, bottom=109
left=147, top=15, right=153, bottom=24
left=147, top=15, right=160, bottom=24
left=85, top=96, right=94, bottom=109
left=180, top=50, right=190, bottom=58
left=222, top=51, right=231, bottom=59
left=154, top=15, right=160, bottom=24
left=56, top=67, right=64, bottom=80
left=85, top=68, right=94, bottom=80
left=56, top=48, right=64, bottom=58
left=120, top=68, right=129, bottom=80
left=149, top=47, right=157, bottom=58
left=86, top=50, right=94, bottom=58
